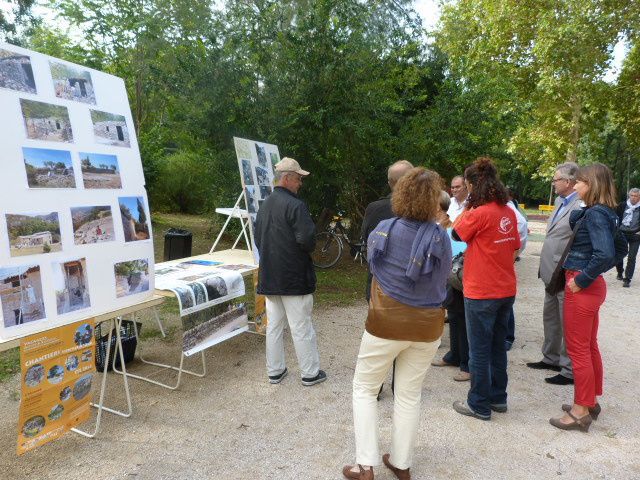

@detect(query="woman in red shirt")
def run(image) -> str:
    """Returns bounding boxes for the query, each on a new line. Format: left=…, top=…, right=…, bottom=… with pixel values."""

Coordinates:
left=451, top=157, right=520, bottom=420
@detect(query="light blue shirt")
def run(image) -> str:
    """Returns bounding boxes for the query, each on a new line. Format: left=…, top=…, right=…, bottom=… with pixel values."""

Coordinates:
left=552, top=191, right=577, bottom=223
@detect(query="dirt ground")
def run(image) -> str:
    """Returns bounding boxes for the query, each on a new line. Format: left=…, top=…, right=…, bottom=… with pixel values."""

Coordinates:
left=0, top=235, right=639, bottom=479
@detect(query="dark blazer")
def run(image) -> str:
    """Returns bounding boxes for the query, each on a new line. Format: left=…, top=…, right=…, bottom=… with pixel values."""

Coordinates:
left=254, top=187, right=316, bottom=295
left=360, top=195, right=394, bottom=300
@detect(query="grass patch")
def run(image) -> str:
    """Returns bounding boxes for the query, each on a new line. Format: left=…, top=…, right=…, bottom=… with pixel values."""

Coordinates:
left=0, top=347, right=20, bottom=383
left=138, top=325, right=178, bottom=341
left=315, top=257, right=368, bottom=308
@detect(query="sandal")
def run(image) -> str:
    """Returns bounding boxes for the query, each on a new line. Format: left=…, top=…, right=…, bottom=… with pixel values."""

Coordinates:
left=342, top=464, right=374, bottom=480
left=549, top=410, right=592, bottom=432
left=562, top=402, right=600, bottom=420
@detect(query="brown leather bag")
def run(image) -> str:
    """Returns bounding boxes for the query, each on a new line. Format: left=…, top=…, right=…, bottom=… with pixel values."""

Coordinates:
left=366, top=278, right=445, bottom=342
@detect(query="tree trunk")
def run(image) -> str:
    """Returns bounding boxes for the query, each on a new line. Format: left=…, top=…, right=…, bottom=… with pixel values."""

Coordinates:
left=566, top=96, right=581, bottom=162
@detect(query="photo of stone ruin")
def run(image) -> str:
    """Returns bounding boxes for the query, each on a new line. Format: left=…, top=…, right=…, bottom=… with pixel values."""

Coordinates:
left=5, top=211, right=62, bottom=257
left=118, top=196, right=150, bottom=242
left=114, top=259, right=150, bottom=298
left=90, top=109, right=130, bottom=147
left=0, top=48, right=36, bottom=94
left=22, top=147, right=76, bottom=189
left=79, top=152, right=122, bottom=189
left=0, top=264, right=46, bottom=328
left=52, top=257, right=91, bottom=315
left=71, top=205, right=115, bottom=244
left=50, top=61, right=96, bottom=104
left=20, top=99, right=73, bottom=143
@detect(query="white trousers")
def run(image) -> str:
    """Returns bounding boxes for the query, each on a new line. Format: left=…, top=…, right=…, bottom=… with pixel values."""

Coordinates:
left=265, top=294, right=320, bottom=378
left=353, top=331, right=440, bottom=469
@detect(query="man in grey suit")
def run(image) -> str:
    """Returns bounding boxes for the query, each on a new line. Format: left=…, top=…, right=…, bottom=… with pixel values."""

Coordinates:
left=526, top=162, right=581, bottom=385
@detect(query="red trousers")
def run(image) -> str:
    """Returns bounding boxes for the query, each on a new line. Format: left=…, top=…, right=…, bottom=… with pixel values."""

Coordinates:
left=563, top=270, right=606, bottom=407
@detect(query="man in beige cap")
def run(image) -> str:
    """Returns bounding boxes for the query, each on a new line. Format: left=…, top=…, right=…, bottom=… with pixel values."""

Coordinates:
left=254, top=157, right=326, bottom=386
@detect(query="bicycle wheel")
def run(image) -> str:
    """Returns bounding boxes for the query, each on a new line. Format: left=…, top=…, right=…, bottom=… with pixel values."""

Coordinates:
left=312, top=232, right=342, bottom=268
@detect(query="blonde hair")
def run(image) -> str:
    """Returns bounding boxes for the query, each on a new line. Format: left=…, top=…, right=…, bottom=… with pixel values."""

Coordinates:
left=576, top=163, right=617, bottom=208
left=392, top=167, right=442, bottom=222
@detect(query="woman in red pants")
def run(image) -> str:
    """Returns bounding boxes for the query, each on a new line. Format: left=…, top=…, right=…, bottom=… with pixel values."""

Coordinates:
left=549, top=163, right=620, bottom=432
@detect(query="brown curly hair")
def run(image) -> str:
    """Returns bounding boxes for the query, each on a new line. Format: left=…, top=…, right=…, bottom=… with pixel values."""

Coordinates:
left=464, top=156, right=509, bottom=208
left=391, top=167, right=442, bottom=222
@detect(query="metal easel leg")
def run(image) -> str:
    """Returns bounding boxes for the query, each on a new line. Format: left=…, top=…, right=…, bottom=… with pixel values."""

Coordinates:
left=111, top=309, right=207, bottom=390
left=71, top=317, right=132, bottom=438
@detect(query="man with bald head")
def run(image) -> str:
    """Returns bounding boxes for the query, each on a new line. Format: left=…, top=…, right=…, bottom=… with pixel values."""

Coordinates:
left=361, top=160, right=414, bottom=300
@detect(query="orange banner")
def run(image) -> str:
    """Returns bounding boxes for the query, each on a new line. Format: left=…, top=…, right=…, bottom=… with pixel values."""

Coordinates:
left=17, top=319, right=96, bottom=455
left=252, top=271, right=267, bottom=335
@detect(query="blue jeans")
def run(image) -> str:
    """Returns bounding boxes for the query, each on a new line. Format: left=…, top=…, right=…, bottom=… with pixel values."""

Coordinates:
left=505, top=307, right=515, bottom=350
left=465, top=296, right=515, bottom=417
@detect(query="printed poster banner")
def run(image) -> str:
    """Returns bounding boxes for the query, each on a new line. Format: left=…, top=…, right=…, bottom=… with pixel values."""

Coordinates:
left=17, top=319, right=96, bottom=455
left=0, top=43, right=155, bottom=343
left=182, top=303, right=248, bottom=357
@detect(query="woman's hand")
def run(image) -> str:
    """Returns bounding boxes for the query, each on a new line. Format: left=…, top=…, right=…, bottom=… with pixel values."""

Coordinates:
left=567, top=278, right=581, bottom=293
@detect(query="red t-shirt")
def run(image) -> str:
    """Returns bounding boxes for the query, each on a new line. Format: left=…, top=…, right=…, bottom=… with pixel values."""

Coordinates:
left=454, top=202, right=520, bottom=299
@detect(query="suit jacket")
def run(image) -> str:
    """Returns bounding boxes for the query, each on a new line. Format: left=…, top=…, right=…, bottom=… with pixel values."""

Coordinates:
left=539, top=193, right=583, bottom=285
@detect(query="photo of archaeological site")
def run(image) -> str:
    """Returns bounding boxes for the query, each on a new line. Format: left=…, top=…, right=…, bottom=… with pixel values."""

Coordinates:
left=241, top=159, right=254, bottom=185
left=79, top=152, right=122, bottom=189
left=21, top=99, right=74, bottom=143
left=182, top=304, right=248, bottom=355
left=50, top=61, right=96, bottom=104
left=71, top=206, right=115, bottom=244
left=118, top=196, right=150, bottom=242
left=0, top=264, right=46, bottom=329
left=52, top=257, right=91, bottom=315
left=114, top=259, right=150, bottom=297
left=255, top=144, right=267, bottom=167
left=269, top=152, right=279, bottom=166
left=0, top=48, right=36, bottom=94
left=5, top=211, right=62, bottom=257
left=90, top=109, right=130, bottom=147
left=22, top=147, right=76, bottom=188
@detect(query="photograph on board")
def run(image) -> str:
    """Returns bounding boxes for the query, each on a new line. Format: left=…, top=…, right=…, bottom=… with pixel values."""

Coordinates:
left=171, top=286, right=195, bottom=312
left=255, top=166, right=270, bottom=186
left=21, top=99, right=73, bottom=143
left=71, top=206, right=115, bottom=245
left=234, top=138, right=252, bottom=159
left=259, top=185, right=272, bottom=199
left=114, top=259, right=150, bottom=297
left=22, top=147, right=76, bottom=189
left=50, top=61, right=96, bottom=104
left=80, top=152, right=122, bottom=189
left=269, top=152, right=279, bottom=167
left=255, top=143, right=267, bottom=167
left=119, top=196, right=150, bottom=242
left=52, top=257, right=91, bottom=315
left=241, top=159, right=254, bottom=185
left=90, top=109, right=131, bottom=147
left=73, top=374, right=93, bottom=400
left=5, top=211, right=62, bottom=257
left=245, top=186, right=256, bottom=214
left=0, top=48, right=36, bottom=93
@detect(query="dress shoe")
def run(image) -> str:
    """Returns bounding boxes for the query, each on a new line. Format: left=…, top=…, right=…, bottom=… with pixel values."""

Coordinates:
left=623, top=279, right=631, bottom=288
left=549, top=411, right=592, bottom=432
left=545, top=374, right=574, bottom=385
left=431, top=358, right=455, bottom=367
left=526, top=360, right=561, bottom=372
left=382, top=454, right=410, bottom=480
left=490, top=403, right=508, bottom=413
left=453, top=371, right=470, bottom=382
left=342, top=465, right=373, bottom=480
left=616, top=273, right=624, bottom=280
left=562, top=402, right=600, bottom=420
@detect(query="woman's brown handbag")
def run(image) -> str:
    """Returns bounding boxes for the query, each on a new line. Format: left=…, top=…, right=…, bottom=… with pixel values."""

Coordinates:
left=366, top=278, right=444, bottom=342
left=546, top=218, right=584, bottom=295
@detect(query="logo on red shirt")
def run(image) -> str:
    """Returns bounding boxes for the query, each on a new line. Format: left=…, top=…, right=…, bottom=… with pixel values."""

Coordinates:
left=498, top=216, right=513, bottom=234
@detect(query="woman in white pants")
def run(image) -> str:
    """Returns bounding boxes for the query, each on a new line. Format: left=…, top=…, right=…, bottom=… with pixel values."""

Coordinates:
left=343, top=168, right=453, bottom=480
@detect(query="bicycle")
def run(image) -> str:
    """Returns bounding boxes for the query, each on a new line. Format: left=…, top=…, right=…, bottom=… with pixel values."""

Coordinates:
left=312, top=213, right=366, bottom=269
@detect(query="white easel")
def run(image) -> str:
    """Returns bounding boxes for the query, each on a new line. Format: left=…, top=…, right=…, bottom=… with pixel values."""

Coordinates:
left=71, top=317, right=132, bottom=438
left=111, top=308, right=206, bottom=391
left=210, top=191, right=253, bottom=253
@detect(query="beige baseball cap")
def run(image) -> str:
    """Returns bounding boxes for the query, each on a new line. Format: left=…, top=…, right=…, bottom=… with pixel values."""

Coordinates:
left=275, top=157, right=310, bottom=176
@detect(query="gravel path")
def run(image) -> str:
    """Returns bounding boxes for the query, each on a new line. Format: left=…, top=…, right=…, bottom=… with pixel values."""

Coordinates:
left=0, top=238, right=639, bottom=479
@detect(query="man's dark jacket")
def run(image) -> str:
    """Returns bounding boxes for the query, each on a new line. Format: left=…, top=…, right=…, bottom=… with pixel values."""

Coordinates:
left=254, top=186, right=316, bottom=295
left=360, top=194, right=393, bottom=300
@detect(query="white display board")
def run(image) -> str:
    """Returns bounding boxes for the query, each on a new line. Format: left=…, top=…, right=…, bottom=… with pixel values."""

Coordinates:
left=233, top=136, right=280, bottom=258
left=0, top=43, right=155, bottom=342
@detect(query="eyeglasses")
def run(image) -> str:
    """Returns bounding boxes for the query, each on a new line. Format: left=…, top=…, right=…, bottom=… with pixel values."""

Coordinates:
left=551, top=178, right=568, bottom=183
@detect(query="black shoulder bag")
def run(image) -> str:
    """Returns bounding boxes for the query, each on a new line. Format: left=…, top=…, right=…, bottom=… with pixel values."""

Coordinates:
left=545, top=218, right=584, bottom=295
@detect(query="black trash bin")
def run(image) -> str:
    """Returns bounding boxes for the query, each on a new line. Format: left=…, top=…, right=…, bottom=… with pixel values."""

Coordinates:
left=163, top=228, right=193, bottom=261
